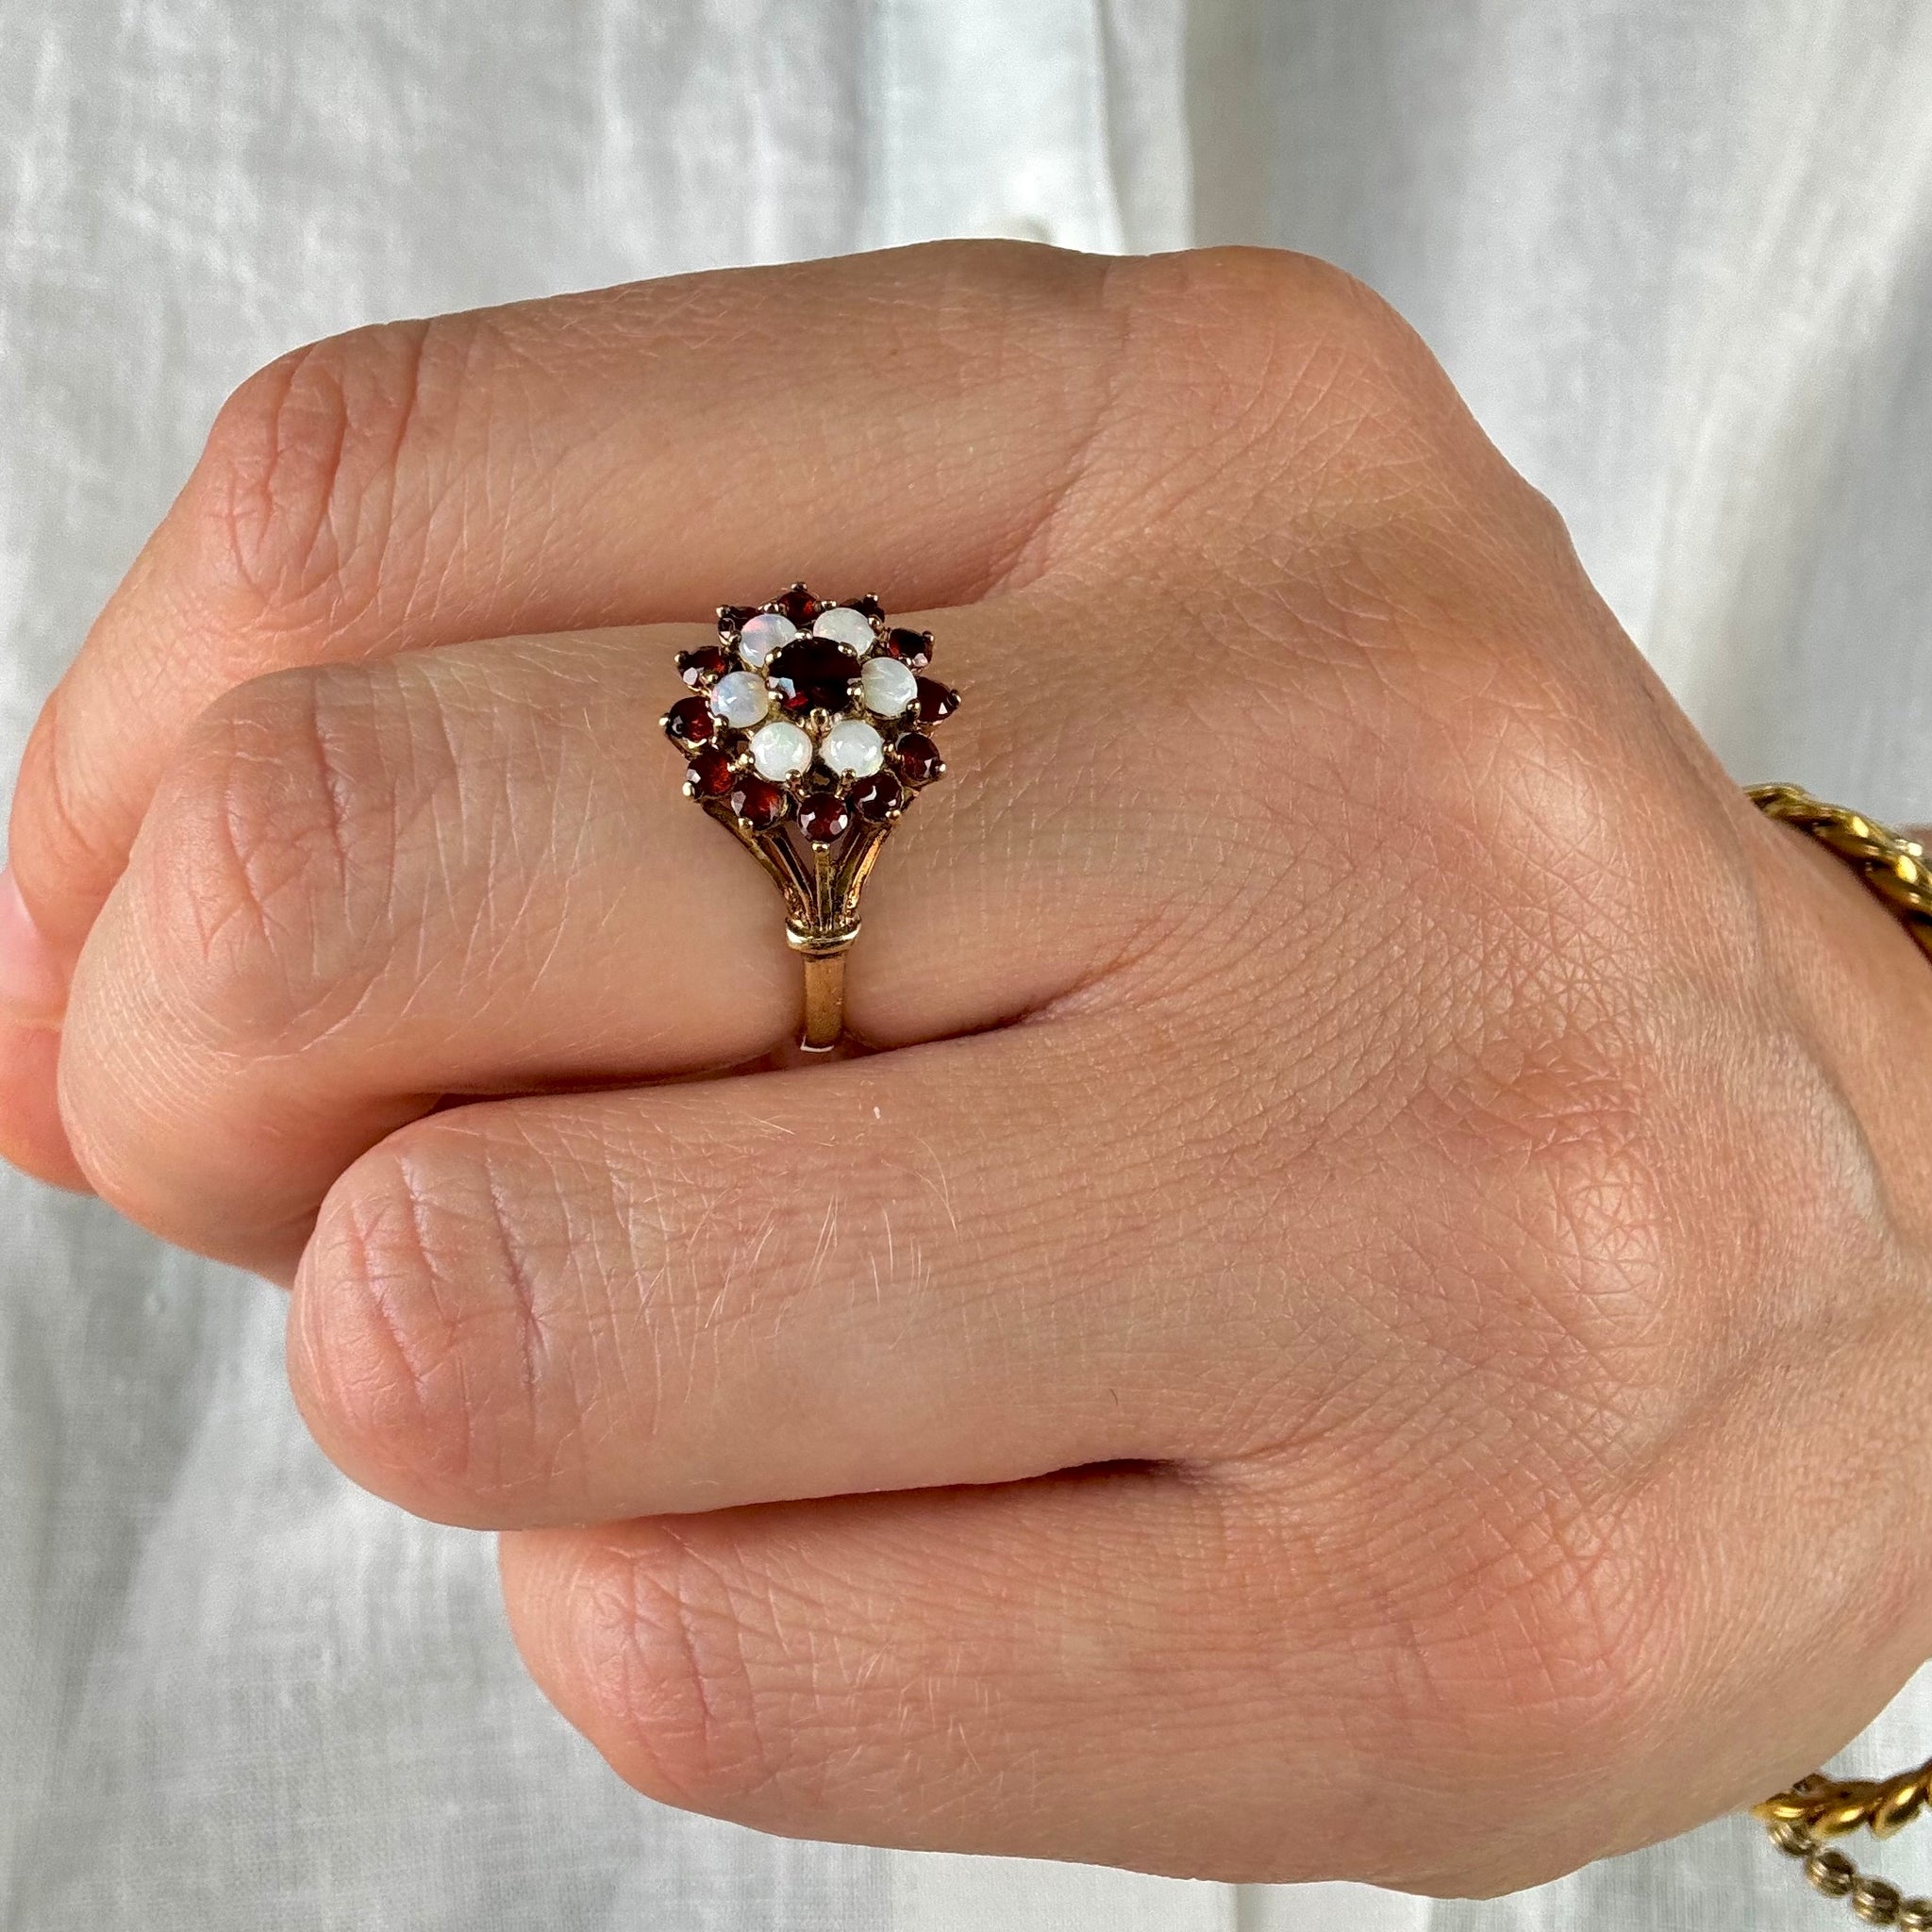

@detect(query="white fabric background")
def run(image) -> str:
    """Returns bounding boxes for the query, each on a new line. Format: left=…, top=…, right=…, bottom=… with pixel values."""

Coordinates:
left=2, top=2, right=1930, bottom=1926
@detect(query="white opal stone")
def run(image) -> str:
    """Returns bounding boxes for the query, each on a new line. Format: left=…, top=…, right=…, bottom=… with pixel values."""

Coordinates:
left=709, top=671, right=770, bottom=727
left=819, top=717, right=885, bottom=777
left=749, top=718, right=812, bottom=782
left=812, top=606, right=875, bottom=653
left=859, top=655, right=918, bottom=717
left=737, top=611, right=797, bottom=669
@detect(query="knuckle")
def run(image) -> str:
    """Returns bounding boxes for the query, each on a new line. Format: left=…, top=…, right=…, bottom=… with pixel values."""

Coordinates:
left=293, top=1120, right=587, bottom=1521
left=1116, top=247, right=1559, bottom=588
left=133, top=664, right=426, bottom=1048
left=186, top=313, right=480, bottom=635
left=558, top=1529, right=796, bottom=1815
left=1478, top=1049, right=1682, bottom=1394
left=1407, top=1498, right=1678, bottom=1887
left=1451, top=1492, right=1669, bottom=1746
left=1181, top=244, right=1408, bottom=354
left=1141, top=247, right=1440, bottom=454
left=1407, top=788, right=1689, bottom=1372
left=1207, top=1480, right=1674, bottom=1890
left=1399, top=672, right=1664, bottom=958
left=7, top=689, right=116, bottom=952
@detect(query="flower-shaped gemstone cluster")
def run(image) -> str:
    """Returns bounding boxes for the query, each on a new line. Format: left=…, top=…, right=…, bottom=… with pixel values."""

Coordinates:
left=661, top=584, right=959, bottom=840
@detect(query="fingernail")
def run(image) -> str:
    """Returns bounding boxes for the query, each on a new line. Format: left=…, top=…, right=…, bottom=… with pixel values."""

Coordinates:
left=0, top=866, right=67, bottom=1022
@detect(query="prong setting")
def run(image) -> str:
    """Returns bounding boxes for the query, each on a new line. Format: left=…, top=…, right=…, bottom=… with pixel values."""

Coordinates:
left=671, top=583, right=957, bottom=838
left=668, top=586, right=959, bottom=1045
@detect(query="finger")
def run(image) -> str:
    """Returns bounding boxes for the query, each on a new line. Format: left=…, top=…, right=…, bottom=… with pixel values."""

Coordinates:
left=495, top=1472, right=1650, bottom=1888
left=0, top=870, right=87, bottom=1189
left=0, top=1026, right=83, bottom=1191
left=8, top=241, right=1457, bottom=980
left=4, top=241, right=1138, bottom=1194
left=286, top=1016, right=1255, bottom=1528
left=8, top=241, right=1143, bottom=971
left=281, top=957, right=1614, bottom=1537
left=57, top=591, right=1176, bottom=1269
left=497, top=1474, right=1312, bottom=1880
left=6, top=243, right=1525, bottom=1193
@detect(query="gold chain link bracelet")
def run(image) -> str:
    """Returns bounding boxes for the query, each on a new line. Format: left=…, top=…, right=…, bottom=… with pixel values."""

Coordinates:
left=1749, top=784, right=1932, bottom=961
left=1748, top=784, right=1932, bottom=1924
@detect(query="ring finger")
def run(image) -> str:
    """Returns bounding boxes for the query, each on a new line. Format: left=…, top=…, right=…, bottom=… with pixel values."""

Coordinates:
left=56, top=596, right=1230, bottom=1273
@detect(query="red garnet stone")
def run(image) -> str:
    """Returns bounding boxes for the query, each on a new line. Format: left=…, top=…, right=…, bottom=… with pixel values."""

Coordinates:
left=766, top=638, right=861, bottom=716
left=849, top=771, right=906, bottom=821
left=775, top=584, right=821, bottom=625
left=891, top=733, right=944, bottom=786
left=913, top=677, right=959, bottom=724
left=677, top=644, right=734, bottom=688
left=663, top=696, right=715, bottom=745
left=685, top=747, right=736, bottom=798
left=797, top=792, right=853, bottom=843
left=885, top=627, right=933, bottom=668
left=730, top=775, right=791, bottom=828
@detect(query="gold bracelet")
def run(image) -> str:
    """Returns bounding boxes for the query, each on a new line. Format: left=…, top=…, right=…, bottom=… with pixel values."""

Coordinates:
left=1748, top=783, right=1932, bottom=1925
left=1748, top=783, right=1932, bottom=962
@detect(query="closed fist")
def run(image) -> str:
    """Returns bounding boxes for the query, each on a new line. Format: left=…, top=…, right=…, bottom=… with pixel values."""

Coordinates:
left=6, top=243, right=1930, bottom=1892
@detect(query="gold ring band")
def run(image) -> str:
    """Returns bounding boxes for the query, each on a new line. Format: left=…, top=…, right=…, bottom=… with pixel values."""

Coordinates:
left=791, top=929, right=854, bottom=1053
left=663, top=585, right=958, bottom=1053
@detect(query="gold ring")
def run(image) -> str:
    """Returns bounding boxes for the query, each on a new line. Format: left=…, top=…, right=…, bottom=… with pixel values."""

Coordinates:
left=663, top=585, right=958, bottom=1052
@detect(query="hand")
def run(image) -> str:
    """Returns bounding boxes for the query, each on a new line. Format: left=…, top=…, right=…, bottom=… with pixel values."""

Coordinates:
left=6, top=243, right=1931, bottom=1892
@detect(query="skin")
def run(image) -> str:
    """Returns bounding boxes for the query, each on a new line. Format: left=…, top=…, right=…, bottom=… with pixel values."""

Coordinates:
left=2, top=242, right=1931, bottom=1893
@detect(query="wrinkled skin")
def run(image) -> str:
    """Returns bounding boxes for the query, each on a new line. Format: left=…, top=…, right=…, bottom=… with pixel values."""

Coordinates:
left=3, top=243, right=1930, bottom=1893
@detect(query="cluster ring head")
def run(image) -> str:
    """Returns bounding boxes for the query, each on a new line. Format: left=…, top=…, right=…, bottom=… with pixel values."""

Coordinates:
left=662, top=584, right=958, bottom=842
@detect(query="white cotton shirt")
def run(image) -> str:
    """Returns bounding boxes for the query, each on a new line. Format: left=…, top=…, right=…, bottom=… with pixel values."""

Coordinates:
left=4, top=3, right=1932, bottom=1926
